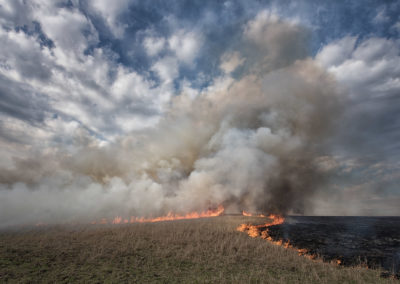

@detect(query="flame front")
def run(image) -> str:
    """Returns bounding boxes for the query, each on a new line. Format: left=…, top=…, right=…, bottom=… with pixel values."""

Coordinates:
left=92, top=205, right=224, bottom=225
left=237, top=213, right=335, bottom=263
left=237, top=213, right=285, bottom=238
left=242, top=210, right=252, bottom=217
left=242, top=210, right=266, bottom=217
left=237, top=213, right=311, bottom=257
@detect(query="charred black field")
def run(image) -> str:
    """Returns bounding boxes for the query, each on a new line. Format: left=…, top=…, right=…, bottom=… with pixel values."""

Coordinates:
left=0, top=216, right=398, bottom=283
left=265, top=216, right=400, bottom=278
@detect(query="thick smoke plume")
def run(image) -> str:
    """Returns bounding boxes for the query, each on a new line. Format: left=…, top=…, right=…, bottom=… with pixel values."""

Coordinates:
left=0, top=14, right=340, bottom=226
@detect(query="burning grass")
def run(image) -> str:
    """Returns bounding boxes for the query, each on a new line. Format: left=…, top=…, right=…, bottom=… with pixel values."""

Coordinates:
left=93, top=205, right=225, bottom=225
left=0, top=216, right=395, bottom=283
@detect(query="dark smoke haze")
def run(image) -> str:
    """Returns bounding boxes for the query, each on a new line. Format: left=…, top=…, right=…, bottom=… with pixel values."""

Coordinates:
left=0, top=13, right=341, bottom=226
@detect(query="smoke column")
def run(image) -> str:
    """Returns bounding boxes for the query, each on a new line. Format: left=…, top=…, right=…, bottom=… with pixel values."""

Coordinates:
left=0, top=13, right=340, bottom=226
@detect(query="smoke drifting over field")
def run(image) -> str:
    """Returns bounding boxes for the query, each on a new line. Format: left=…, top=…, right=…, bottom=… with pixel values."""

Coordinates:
left=0, top=13, right=340, bottom=226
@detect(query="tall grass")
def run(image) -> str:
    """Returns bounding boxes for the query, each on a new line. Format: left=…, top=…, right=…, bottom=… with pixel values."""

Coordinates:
left=0, top=216, right=395, bottom=283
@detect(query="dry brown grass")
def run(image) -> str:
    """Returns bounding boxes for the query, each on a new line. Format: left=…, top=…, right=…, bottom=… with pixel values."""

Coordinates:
left=0, top=216, right=396, bottom=283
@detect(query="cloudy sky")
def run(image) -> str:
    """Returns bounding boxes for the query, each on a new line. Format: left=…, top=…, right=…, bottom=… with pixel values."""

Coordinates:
left=0, top=0, right=399, bottom=226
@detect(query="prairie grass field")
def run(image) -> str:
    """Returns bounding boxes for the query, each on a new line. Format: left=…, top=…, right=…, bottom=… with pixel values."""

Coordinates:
left=0, top=216, right=396, bottom=283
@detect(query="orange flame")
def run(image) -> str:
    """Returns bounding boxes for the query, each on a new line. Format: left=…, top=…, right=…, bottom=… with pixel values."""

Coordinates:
left=242, top=210, right=252, bottom=217
left=238, top=214, right=337, bottom=263
left=241, top=210, right=266, bottom=217
left=92, top=205, right=224, bottom=225
left=265, top=214, right=285, bottom=226
left=237, top=214, right=285, bottom=238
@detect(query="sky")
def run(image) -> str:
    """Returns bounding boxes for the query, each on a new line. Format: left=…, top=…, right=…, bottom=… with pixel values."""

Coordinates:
left=0, top=0, right=399, bottom=226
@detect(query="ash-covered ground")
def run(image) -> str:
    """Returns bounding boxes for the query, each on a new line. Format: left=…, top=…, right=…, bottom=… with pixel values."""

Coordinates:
left=264, top=216, right=400, bottom=277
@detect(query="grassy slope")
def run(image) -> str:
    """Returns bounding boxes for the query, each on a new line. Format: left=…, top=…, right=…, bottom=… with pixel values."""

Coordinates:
left=0, top=216, right=395, bottom=283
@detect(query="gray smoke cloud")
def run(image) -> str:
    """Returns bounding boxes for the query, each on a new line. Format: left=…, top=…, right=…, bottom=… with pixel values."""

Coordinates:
left=0, top=13, right=340, bottom=226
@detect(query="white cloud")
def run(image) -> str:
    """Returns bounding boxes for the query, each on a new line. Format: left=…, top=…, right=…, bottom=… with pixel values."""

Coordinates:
left=168, top=30, right=203, bottom=64
left=0, top=0, right=175, bottom=158
left=115, top=114, right=160, bottom=133
left=36, top=8, right=99, bottom=63
left=316, top=36, right=357, bottom=68
left=220, top=51, right=245, bottom=73
left=111, top=67, right=150, bottom=100
left=143, top=36, right=165, bottom=57
left=179, top=79, right=200, bottom=100
left=151, top=56, right=179, bottom=84
left=1, top=3, right=399, bottom=224
left=88, top=0, right=131, bottom=38
left=317, top=37, right=400, bottom=98
left=0, top=0, right=33, bottom=28
left=316, top=35, right=400, bottom=180
left=0, top=28, right=52, bottom=82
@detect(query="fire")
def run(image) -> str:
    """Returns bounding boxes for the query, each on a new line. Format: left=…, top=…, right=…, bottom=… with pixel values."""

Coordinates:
left=237, top=213, right=285, bottom=238
left=265, top=214, right=285, bottom=226
left=242, top=210, right=252, bottom=217
left=237, top=213, right=313, bottom=257
left=241, top=210, right=266, bottom=217
left=238, top=215, right=319, bottom=258
left=238, top=213, right=340, bottom=264
left=92, top=205, right=225, bottom=225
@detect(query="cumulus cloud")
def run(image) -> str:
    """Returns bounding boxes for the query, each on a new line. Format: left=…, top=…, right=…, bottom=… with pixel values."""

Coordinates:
left=0, top=11, right=342, bottom=226
left=317, top=37, right=400, bottom=97
left=168, top=30, right=203, bottom=64
left=143, top=36, right=166, bottom=56
left=316, top=36, right=400, bottom=160
left=0, top=2, right=399, bottom=226
left=316, top=36, right=357, bottom=68
left=151, top=56, right=179, bottom=84
left=88, top=0, right=131, bottom=38
left=0, top=1, right=175, bottom=147
left=38, top=8, right=98, bottom=55
left=313, top=35, right=400, bottom=215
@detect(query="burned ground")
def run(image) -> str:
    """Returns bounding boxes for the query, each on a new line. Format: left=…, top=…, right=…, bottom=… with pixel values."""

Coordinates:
left=264, top=216, right=400, bottom=278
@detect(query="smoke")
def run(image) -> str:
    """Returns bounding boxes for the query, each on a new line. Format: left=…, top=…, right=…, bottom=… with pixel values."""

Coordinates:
left=0, top=13, right=340, bottom=226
